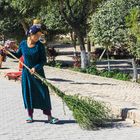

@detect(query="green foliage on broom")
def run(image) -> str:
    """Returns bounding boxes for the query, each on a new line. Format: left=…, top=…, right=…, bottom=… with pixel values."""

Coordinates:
left=44, top=79, right=111, bottom=130
left=63, top=95, right=110, bottom=130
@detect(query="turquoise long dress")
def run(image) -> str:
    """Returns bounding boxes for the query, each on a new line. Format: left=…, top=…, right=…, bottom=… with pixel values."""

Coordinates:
left=13, top=40, right=52, bottom=110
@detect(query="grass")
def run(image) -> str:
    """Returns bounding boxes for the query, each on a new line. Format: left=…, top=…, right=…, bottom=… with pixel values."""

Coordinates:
left=71, top=66, right=131, bottom=81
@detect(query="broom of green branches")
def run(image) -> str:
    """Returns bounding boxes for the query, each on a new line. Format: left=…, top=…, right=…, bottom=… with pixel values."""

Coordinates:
left=6, top=50, right=111, bottom=130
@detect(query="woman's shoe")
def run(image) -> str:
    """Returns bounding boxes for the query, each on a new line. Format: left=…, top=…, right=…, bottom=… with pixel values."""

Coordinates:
left=48, top=117, right=59, bottom=124
left=26, top=117, right=34, bottom=123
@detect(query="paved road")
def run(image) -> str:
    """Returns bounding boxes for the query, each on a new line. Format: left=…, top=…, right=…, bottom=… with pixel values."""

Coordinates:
left=1, top=58, right=140, bottom=139
left=1, top=76, right=140, bottom=140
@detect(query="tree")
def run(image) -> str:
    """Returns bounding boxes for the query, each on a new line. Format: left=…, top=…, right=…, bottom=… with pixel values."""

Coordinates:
left=89, top=0, right=140, bottom=72
left=90, top=0, right=140, bottom=49
left=126, top=8, right=140, bottom=81
left=0, top=0, right=24, bottom=42
left=2, top=0, right=104, bottom=68
left=37, top=2, right=71, bottom=41
left=57, top=0, right=103, bottom=68
left=9, top=0, right=71, bottom=40
left=126, top=8, right=140, bottom=58
left=7, top=0, right=51, bottom=35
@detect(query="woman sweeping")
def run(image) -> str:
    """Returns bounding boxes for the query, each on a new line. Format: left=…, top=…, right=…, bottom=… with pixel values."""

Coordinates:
left=6, top=25, right=59, bottom=124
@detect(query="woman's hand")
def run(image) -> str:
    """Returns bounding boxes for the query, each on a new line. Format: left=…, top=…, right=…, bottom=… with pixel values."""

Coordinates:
left=30, top=68, right=36, bottom=75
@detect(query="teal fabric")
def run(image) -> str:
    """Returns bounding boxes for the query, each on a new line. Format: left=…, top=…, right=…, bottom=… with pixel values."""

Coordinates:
left=13, top=40, right=51, bottom=110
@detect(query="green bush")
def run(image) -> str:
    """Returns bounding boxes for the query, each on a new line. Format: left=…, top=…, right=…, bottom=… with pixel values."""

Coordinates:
left=100, top=69, right=131, bottom=81
left=71, top=66, right=131, bottom=81
left=99, top=70, right=114, bottom=78
left=113, top=72, right=131, bottom=81
left=47, top=61, right=62, bottom=68
left=73, top=65, right=99, bottom=75
left=86, top=66, right=99, bottom=75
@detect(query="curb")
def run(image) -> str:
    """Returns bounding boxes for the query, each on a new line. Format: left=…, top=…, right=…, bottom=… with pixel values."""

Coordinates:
left=109, top=104, right=140, bottom=125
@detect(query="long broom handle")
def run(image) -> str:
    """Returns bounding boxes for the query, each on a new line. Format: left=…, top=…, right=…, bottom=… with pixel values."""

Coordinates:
left=1, top=46, right=64, bottom=94
left=1, top=48, right=66, bottom=115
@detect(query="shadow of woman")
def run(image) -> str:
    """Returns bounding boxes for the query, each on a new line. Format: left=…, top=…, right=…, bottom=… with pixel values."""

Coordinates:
left=33, top=119, right=76, bottom=124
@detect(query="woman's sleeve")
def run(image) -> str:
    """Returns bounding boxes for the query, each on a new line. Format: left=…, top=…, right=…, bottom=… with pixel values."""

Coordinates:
left=34, top=43, right=47, bottom=71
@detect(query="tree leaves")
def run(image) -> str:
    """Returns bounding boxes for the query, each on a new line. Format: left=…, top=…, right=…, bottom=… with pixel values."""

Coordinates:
left=126, top=8, right=140, bottom=58
left=89, top=0, right=140, bottom=48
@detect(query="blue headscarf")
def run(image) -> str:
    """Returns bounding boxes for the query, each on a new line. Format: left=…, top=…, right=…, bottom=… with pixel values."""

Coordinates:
left=26, top=25, right=42, bottom=36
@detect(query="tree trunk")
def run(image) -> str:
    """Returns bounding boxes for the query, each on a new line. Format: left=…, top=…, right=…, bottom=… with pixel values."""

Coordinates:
left=87, top=38, right=91, bottom=66
left=20, top=19, right=28, bottom=34
left=70, top=31, right=77, bottom=56
left=81, top=50, right=87, bottom=69
left=106, top=47, right=111, bottom=71
left=132, top=58, right=138, bottom=82
left=77, top=34, right=88, bottom=68
left=99, top=48, right=106, bottom=60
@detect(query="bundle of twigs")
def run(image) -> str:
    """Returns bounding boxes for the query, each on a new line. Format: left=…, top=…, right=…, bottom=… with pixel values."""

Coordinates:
left=5, top=49, right=111, bottom=130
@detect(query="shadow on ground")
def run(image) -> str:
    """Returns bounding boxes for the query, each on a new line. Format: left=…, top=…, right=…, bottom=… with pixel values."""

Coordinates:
left=32, top=119, right=76, bottom=125
left=47, top=78, right=73, bottom=82
left=97, top=118, right=132, bottom=130
left=33, top=118, right=132, bottom=130
left=70, top=82, right=116, bottom=86
left=0, top=67, right=10, bottom=69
